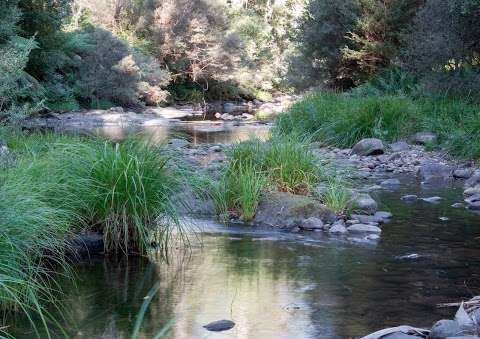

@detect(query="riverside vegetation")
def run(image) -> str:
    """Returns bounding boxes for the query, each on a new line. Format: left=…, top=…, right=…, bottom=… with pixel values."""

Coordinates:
left=1, top=0, right=480, bottom=338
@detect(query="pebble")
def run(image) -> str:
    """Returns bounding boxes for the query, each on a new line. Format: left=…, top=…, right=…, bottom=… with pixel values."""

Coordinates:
left=421, top=196, right=443, bottom=203
left=401, top=195, right=418, bottom=201
left=203, top=320, right=235, bottom=332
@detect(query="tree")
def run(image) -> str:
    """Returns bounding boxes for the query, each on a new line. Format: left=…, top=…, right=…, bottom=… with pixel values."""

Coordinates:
left=341, top=0, right=422, bottom=84
left=296, top=0, right=359, bottom=88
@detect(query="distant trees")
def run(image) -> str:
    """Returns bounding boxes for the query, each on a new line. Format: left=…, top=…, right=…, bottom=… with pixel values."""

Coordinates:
left=294, top=0, right=480, bottom=96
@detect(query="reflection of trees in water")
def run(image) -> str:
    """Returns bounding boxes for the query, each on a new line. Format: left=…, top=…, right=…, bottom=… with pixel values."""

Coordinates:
left=52, top=254, right=190, bottom=339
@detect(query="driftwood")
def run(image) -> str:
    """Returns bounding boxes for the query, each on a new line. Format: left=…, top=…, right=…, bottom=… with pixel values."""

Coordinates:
left=438, top=296, right=480, bottom=312
left=360, top=325, right=430, bottom=339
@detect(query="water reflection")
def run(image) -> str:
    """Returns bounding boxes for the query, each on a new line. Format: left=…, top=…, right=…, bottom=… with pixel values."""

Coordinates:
left=59, top=122, right=271, bottom=145
left=10, top=178, right=480, bottom=338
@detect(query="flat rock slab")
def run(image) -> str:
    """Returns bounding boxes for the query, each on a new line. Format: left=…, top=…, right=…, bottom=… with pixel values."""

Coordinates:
left=415, top=132, right=437, bottom=145
left=254, top=191, right=336, bottom=229
left=203, top=320, right=235, bottom=332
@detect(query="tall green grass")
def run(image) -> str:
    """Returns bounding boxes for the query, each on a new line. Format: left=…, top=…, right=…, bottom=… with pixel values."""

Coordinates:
left=213, top=136, right=318, bottom=220
left=0, top=131, right=192, bottom=337
left=276, top=92, right=480, bottom=160
left=0, top=175, right=72, bottom=338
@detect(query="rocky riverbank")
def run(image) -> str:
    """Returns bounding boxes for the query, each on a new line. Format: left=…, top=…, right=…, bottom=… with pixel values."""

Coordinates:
left=24, top=95, right=297, bottom=128
left=170, top=131, right=479, bottom=243
left=362, top=297, right=480, bottom=339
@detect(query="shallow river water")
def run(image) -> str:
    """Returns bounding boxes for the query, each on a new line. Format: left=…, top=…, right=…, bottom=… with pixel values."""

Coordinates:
left=12, top=177, right=480, bottom=339
left=11, top=124, right=480, bottom=339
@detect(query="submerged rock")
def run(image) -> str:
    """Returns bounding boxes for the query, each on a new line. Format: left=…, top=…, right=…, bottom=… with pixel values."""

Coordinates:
left=254, top=191, right=336, bottom=229
left=421, top=196, right=443, bottom=203
left=351, top=214, right=384, bottom=224
left=380, top=178, right=401, bottom=188
left=375, top=211, right=393, bottom=220
left=401, top=194, right=418, bottom=202
left=203, top=319, right=235, bottom=332
left=351, top=138, right=385, bottom=156
left=419, top=163, right=453, bottom=180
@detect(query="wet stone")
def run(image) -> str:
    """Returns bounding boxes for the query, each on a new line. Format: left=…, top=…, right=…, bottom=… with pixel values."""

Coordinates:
left=401, top=194, right=418, bottom=201
left=203, top=320, right=235, bottom=332
left=421, top=196, right=443, bottom=203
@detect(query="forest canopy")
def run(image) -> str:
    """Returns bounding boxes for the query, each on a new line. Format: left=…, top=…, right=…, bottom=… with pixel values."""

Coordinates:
left=1, top=0, right=479, bottom=118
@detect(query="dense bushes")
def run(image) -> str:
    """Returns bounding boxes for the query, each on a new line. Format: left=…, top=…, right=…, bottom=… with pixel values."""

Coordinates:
left=295, top=0, right=480, bottom=96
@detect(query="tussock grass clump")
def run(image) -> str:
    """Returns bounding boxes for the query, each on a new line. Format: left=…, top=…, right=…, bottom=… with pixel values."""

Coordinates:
left=320, top=177, right=352, bottom=216
left=39, top=137, right=188, bottom=255
left=5, top=132, right=190, bottom=255
left=213, top=136, right=318, bottom=220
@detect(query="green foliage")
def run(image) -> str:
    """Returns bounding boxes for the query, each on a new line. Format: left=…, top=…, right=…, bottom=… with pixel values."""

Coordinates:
left=320, top=177, right=352, bottom=215
left=275, top=92, right=418, bottom=147
left=349, top=67, right=420, bottom=97
left=341, top=0, right=422, bottom=83
left=295, top=0, right=359, bottom=88
left=277, top=91, right=480, bottom=160
left=0, top=163, right=72, bottom=338
left=213, top=136, right=319, bottom=220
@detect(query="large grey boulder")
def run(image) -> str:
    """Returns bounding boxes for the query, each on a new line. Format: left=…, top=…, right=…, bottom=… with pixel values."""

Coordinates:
left=254, top=191, right=337, bottom=229
left=300, top=217, right=325, bottom=230
left=465, top=194, right=480, bottom=210
left=429, top=320, right=462, bottom=339
left=415, top=132, right=437, bottom=145
left=383, top=333, right=422, bottom=339
left=464, top=186, right=480, bottom=196
left=453, top=169, right=474, bottom=179
left=351, top=138, right=385, bottom=156
left=419, top=163, right=453, bottom=180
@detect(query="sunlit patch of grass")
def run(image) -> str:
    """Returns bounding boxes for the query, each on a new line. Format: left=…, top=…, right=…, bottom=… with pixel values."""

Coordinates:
left=275, top=91, right=480, bottom=161
left=213, top=136, right=318, bottom=220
